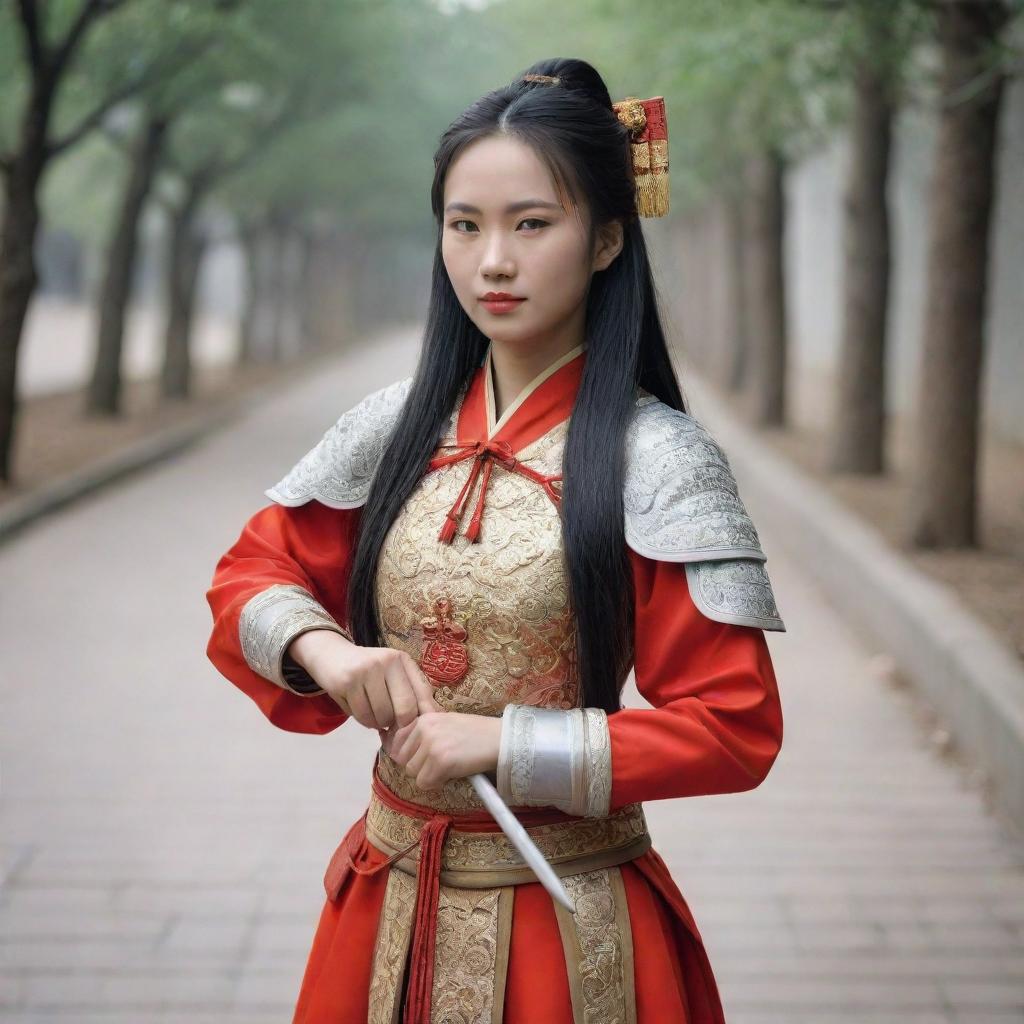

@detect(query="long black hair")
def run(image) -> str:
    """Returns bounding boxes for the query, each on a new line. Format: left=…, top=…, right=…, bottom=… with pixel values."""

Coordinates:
left=347, top=57, right=688, bottom=714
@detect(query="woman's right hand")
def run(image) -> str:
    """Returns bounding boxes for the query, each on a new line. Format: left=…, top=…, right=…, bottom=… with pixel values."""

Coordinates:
left=288, top=629, right=443, bottom=729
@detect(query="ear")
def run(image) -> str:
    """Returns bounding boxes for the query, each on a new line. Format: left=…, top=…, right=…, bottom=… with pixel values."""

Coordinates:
left=591, top=218, right=624, bottom=272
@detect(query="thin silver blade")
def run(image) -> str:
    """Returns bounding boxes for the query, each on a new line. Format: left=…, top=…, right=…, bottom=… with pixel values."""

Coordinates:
left=469, top=772, right=575, bottom=913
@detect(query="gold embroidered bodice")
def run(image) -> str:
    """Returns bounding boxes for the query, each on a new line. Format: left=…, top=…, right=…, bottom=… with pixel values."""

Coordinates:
left=374, top=389, right=580, bottom=812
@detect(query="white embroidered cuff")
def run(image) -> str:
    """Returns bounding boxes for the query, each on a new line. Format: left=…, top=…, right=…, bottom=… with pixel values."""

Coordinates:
left=238, top=583, right=352, bottom=697
left=496, top=704, right=612, bottom=818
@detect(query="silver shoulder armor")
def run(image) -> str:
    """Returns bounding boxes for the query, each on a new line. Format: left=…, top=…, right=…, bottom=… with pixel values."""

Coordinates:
left=624, top=395, right=786, bottom=632
left=265, top=376, right=413, bottom=508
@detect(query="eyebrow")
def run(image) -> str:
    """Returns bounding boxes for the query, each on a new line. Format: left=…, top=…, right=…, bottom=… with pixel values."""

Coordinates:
left=444, top=199, right=563, bottom=215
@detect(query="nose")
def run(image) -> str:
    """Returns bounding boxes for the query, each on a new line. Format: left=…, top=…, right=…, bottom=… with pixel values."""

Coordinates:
left=479, top=233, right=516, bottom=279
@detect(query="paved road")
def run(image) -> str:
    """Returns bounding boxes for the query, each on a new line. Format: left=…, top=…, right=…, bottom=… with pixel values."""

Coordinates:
left=1, top=327, right=1022, bottom=1022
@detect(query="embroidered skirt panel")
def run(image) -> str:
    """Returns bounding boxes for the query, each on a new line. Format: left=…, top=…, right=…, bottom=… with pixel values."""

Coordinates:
left=291, top=768, right=726, bottom=1024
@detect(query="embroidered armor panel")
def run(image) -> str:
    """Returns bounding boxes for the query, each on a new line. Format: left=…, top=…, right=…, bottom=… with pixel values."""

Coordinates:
left=623, top=393, right=785, bottom=631
left=496, top=705, right=612, bottom=818
left=623, top=394, right=765, bottom=560
left=684, top=558, right=785, bottom=631
left=265, top=381, right=773, bottom=565
left=265, top=376, right=414, bottom=508
left=373, top=389, right=581, bottom=814
left=237, top=583, right=352, bottom=693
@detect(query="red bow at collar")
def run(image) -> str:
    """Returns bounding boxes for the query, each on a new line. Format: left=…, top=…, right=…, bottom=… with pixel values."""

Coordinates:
left=426, top=439, right=562, bottom=544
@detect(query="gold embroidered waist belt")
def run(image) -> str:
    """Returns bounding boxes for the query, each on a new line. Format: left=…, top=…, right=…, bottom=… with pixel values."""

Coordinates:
left=321, top=766, right=652, bottom=1024
left=365, top=768, right=652, bottom=888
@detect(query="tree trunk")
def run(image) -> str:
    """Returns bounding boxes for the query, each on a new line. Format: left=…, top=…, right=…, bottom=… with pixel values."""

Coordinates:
left=277, top=220, right=301, bottom=360
left=250, top=223, right=278, bottom=362
left=679, top=213, right=705, bottom=374
left=742, top=148, right=788, bottom=427
left=0, top=163, right=43, bottom=484
left=827, top=48, right=894, bottom=474
left=235, top=220, right=261, bottom=366
left=0, top=81, right=53, bottom=483
left=697, top=208, right=715, bottom=376
left=906, top=0, right=1008, bottom=548
left=267, top=214, right=289, bottom=362
left=160, top=185, right=206, bottom=400
left=86, top=115, right=169, bottom=416
left=721, top=188, right=747, bottom=393
left=307, top=229, right=353, bottom=354
left=295, top=226, right=315, bottom=353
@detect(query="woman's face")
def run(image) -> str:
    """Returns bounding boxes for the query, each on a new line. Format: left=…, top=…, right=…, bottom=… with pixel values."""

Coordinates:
left=441, top=134, right=622, bottom=351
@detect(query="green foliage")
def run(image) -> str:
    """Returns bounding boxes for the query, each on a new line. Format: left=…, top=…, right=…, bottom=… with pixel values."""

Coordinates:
left=465, top=0, right=953, bottom=209
left=8, top=0, right=1015, bottom=254
left=215, top=0, right=521, bottom=239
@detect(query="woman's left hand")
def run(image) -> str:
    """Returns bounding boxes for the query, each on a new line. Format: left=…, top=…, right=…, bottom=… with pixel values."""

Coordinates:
left=379, top=711, right=502, bottom=792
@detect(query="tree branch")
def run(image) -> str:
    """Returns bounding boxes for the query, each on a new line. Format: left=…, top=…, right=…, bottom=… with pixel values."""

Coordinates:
left=16, top=0, right=47, bottom=73
left=46, top=77, right=147, bottom=160
left=211, top=102, right=296, bottom=182
left=99, top=121, right=136, bottom=158
left=46, top=39, right=213, bottom=160
left=50, top=0, right=130, bottom=77
left=167, top=87, right=308, bottom=197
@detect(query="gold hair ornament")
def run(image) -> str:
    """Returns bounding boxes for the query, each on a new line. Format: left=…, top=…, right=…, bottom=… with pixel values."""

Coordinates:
left=611, top=95, right=669, bottom=217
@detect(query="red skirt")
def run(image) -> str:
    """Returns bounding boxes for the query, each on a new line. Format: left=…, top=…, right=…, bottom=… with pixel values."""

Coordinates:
left=292, top=788, right=726, bottom=1023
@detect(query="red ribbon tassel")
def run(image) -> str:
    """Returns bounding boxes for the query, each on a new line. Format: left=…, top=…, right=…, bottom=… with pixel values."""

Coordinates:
left=403, top=815, right=453, bottom=1024
left=463, top=458, right=495, bottom=543
left=427, top=439, right=562, bottom=545
left=323, top=809, right=422, bottom=902
left=327, top=765, right=580, bottom=1022
left=323, top=807, right=456, bottom=1022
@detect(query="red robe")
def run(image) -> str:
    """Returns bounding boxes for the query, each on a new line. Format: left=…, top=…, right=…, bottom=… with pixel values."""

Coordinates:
left=206, top=346, right=784, bottom=1022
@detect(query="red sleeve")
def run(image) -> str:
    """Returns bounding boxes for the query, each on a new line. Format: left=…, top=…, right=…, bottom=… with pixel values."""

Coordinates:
left=205, top=500, right=362, bottom=735
left=607, top=548, right=784, bottom=812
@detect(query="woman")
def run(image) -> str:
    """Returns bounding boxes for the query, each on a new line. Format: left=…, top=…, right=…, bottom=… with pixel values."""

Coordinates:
left=206, top=57, right=785, bottom=1024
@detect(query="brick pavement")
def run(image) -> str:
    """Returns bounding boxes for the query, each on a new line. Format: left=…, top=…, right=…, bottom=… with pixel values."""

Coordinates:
left=1, top=328, right=1021, bottom=1022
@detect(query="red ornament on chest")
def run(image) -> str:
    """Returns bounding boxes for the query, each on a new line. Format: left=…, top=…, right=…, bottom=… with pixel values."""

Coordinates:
left=419, top=597, right=469, bottom=686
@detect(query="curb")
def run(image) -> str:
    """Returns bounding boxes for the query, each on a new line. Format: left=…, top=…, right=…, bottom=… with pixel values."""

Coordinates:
left=687, top=374, right=1024, bottom=836
left=0, top=352, right=335, bottom=547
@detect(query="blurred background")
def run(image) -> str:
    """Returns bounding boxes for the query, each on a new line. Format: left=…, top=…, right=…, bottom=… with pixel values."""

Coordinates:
left=1, top=1, right=1022, bottom=1021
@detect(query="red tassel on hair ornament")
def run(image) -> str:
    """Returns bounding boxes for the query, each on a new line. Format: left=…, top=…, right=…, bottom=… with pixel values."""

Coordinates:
left=611, top=95, right=670, bottom=218
left=520, top=75, right=669, bottom=218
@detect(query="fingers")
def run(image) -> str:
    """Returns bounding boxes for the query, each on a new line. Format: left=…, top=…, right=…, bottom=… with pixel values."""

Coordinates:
left=383, top=652, right=441, bottom=726
left=343, top=683, right=375, bottom=729
left=388, top=720, right=419, bottom=765
left=415, top=762, right=443, bottom=793
left=367, top=652, right=434, bottom=730
left=332, top=647, right=445, bottom=731
left=408, top=663, right=444, bottom=715
left=363, top=667, right=397, bottom=729
left=389, top=653, right=426, bottom=728
left=386, top=717, right=446, bottom=792
left=405, top=737, right=429, bottom=781
left=361, top=651, right=410, bottom=730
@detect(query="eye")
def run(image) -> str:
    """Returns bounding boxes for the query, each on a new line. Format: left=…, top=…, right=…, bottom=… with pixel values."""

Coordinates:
left=448, top=218, right=549, bottom=233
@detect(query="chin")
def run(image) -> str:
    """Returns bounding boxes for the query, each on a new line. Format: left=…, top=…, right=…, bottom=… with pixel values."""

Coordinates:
left=475, top=321, right=527, bottom=344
